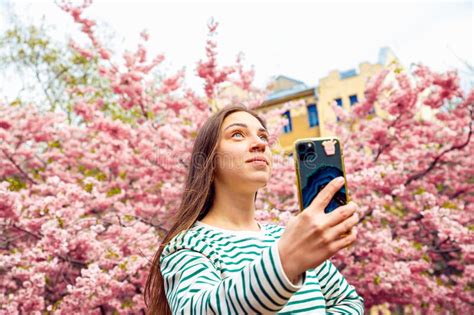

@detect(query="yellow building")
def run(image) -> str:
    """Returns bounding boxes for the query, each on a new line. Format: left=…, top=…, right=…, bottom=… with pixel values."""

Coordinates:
left=256, top=47, right=398, bottom=153
left=257, top=76, right=320, bottom=153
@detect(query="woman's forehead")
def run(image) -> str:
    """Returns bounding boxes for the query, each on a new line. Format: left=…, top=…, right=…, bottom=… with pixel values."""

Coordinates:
left=222, top=111, right=265, bottom=131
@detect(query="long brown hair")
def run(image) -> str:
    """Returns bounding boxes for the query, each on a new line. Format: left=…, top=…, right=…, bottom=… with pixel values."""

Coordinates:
left=144, top=104, right=267, bottom=314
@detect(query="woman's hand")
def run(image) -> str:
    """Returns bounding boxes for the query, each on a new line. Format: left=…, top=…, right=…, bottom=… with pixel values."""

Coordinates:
left=278, top=177, right=360, bottom=281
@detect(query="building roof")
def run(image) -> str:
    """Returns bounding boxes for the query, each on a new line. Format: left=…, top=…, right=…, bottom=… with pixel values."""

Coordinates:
left=260, top=85, right=317, bottom=108
left=266, top=84, right=311, bottom=101
left=260, top=46, right=397, bottom=107
left=339, top=68, right=358, bottom=79
left=271, top=75, right=307, bottom=86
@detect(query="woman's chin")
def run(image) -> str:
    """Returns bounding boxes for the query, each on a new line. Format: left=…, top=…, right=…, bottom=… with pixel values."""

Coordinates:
left=243, top=174, right=270, bottom=188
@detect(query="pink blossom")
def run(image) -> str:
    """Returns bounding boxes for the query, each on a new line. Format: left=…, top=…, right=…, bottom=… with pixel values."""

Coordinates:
left=99, top=48, right=111, bottom=60
left=0, top=120, right=11, bottom=130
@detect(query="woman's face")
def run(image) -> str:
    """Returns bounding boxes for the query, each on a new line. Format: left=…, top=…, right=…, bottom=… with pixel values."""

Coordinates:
left=214, top=111, right=273, bottom=193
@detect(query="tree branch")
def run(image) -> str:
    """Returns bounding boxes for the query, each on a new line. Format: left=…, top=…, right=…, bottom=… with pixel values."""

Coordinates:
left=373, top=113, right=403, bottom=163
left=1, top=148, right=38, bottom=185
left=428, top=247, right=461, bottom=254
left=11, top=224, right=87, bottom=268
left=404, top=107, right=473, bottom=186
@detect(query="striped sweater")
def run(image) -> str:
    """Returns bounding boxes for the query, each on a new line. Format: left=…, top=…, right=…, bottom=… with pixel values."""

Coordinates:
left=160, top=220, right=365, bottom=314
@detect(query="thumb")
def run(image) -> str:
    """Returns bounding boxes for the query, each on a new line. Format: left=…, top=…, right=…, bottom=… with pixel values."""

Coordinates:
left=306, top=176, right=345, bottom=214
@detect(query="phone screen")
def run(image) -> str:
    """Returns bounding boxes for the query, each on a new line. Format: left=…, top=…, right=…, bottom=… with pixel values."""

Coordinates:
left=295, top=138, right=348, bottom=213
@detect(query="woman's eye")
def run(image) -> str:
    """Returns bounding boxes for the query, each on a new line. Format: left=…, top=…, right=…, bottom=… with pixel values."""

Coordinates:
left=231, top=132, right=244, bottom=138
left=260, top=135, right=269, bottom=142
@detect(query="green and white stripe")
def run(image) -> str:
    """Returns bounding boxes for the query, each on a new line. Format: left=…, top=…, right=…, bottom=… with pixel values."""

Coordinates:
left=160, top=221, right=364, bottom=314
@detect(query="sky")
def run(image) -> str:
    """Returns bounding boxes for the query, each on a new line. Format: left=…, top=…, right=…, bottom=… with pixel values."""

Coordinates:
left=0, top=0, right=473, bottom=95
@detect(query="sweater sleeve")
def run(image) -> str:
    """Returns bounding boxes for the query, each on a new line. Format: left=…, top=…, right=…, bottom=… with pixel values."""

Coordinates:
left=315, top=260, right=365, bottom=315
left=160, top=241, right=306, bottom=314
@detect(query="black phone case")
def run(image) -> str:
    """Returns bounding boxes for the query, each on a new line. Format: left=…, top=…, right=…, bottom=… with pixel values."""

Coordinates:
left=294, top=137, right=349, bottom=213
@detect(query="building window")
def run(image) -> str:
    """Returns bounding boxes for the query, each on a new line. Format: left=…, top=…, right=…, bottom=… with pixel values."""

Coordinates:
left=307, top=103, right=319, bottom=127
left=349, top=94, right=358, bottom=105
left=282, top=110, right=292, bottom=133
left=335, top=98, right=343, bottom=107
left=349, top=94, right=359, bottom=106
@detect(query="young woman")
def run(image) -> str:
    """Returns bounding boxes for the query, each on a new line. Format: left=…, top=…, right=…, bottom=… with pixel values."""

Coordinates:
left=144, top=105, right=364, bottom=314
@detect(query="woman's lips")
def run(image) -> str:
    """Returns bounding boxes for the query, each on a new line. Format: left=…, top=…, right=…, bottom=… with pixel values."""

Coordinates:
left=247, top=160, right=267, bottom=166
left=246, top=157, right=268, bottom=167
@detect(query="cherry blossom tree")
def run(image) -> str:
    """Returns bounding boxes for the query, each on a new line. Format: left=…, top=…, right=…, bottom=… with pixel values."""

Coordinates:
left=0, top=1, right=472, bottom=314
left=0, top=2, right=295, bottom=313
left=330, top=65, right=473, bottom=314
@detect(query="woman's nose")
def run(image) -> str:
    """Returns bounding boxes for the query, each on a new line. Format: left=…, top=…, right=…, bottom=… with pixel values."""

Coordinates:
left=250, top=135, right=266, bottom=152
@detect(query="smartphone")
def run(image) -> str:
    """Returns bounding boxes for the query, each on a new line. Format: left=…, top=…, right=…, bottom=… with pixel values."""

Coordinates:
left=293, top=137, right=349, bottom=213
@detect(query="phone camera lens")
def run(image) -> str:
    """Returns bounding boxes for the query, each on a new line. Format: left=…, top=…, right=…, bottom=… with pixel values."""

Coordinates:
left=297, top=143, right=307, bottom=153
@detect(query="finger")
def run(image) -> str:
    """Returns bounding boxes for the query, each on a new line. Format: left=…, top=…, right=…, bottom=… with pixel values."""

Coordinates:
left=306, top=176, right=346, bottom=214
left=325, top=201, right=358, bottom=228
left=331, top=225, right=358, bottom=251
left=329, top=211, right=359, bottom=241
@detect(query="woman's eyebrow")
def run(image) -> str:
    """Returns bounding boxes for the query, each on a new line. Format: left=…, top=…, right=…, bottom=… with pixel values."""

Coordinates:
left=223, top=123, right=268, bottom=133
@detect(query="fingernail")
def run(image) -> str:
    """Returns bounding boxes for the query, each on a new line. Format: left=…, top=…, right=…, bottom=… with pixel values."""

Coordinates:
left=335, top=177, right=344, bottom=184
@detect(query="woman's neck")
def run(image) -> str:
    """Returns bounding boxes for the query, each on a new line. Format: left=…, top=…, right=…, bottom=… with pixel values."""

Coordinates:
left=201, top=184, right=259, bottom=231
